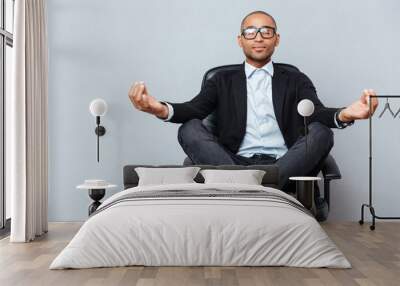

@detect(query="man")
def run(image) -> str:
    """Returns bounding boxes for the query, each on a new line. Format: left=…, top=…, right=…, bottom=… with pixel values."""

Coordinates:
left=128, top=11, right=378, bottom=197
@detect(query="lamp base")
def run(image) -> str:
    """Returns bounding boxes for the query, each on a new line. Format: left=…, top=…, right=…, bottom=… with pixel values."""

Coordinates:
left=95, top=126, right=106, bottom=136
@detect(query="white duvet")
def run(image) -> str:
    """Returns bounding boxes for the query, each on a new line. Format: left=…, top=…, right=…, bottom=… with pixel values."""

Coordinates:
left=50, top=183, right=351, bottom=269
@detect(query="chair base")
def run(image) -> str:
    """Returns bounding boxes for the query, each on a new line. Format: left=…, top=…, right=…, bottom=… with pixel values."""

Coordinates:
left=315, top=198, right=329, bottom=222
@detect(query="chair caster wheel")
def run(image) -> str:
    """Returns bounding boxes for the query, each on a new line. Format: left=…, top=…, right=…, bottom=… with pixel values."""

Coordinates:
left=370, top=225, right=375, bottom=231
left=359, top=220, right=364, bottom=225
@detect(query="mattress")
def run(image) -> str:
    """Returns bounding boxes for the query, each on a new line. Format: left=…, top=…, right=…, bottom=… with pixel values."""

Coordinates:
left=50, top=183, right=350, bottom=269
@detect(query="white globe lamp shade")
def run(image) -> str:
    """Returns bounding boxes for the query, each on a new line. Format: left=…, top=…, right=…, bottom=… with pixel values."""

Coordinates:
left=297, top=99, right=314, bottom=117
left=89, top=99, right=108, bottom=117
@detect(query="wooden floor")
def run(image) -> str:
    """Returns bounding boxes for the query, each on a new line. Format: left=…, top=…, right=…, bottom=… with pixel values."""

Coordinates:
left=0, top=222, right=399, bottom=286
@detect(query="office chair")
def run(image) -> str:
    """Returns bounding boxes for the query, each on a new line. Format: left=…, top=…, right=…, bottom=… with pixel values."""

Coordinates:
left=182, top=63, right=342, bottom=220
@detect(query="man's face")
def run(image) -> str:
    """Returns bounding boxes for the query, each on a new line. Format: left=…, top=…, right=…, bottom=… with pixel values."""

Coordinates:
left=237, top=13, right=280, bottom=66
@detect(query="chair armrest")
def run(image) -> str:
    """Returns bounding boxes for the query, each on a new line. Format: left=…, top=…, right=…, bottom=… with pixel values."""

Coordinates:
left=321, top=154, right=341, bottom=180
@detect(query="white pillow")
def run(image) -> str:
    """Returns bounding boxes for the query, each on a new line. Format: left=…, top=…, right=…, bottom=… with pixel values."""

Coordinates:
left=135, top=167, right=201, bottom=186
left=200, top=169, right=266, bottom=185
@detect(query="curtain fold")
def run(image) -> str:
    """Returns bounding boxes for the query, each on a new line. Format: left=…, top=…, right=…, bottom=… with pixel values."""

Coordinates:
left=10, top=0, right=48, bottom=242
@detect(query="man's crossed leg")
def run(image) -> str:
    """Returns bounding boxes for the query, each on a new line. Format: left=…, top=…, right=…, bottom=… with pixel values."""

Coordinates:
left=177, top=119, right=334, bottom=192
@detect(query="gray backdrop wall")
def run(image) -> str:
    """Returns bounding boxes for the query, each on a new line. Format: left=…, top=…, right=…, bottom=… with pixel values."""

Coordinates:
left=47, top=0, right=400, bottom=221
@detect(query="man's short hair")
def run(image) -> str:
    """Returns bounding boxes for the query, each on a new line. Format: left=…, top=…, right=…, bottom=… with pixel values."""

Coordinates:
left=240, top=11, right=277, bottom=32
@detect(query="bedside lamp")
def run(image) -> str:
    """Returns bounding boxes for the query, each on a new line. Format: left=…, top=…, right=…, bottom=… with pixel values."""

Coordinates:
left=297, top=99, right=315, bottom=160
left=290, top=99, right=320, bottom=213
left=89, top=98, right=108, bottom=162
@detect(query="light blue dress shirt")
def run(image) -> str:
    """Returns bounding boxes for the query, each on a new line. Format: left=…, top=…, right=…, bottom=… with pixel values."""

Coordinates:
left=236, top=61, right=287, bottom=159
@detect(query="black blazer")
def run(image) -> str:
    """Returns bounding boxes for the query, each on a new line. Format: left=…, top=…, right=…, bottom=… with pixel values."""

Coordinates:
left=167, top=63, right=341, bottom=154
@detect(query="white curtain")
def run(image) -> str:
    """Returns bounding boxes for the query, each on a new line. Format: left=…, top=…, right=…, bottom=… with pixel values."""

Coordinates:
left=9, top=0, right=48, bottom=242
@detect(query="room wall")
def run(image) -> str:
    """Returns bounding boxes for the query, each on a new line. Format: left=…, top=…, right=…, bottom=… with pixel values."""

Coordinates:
left=47, top=0, right=400, bottom=221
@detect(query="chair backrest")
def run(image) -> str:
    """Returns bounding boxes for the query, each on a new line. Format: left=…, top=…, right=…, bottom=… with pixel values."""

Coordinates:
left=201, top=63, right=300, bottom=133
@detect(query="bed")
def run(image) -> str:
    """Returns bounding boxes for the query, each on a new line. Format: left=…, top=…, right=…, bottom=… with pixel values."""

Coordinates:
left=50, top=165, right=350, bottom=269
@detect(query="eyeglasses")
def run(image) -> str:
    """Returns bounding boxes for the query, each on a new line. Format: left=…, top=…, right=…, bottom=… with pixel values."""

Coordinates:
left=241, top=26, right=276, bottom=40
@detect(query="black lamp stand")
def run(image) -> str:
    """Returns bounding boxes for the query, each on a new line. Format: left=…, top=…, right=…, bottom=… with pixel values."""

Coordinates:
left=94, top=116, right=106, bottom=162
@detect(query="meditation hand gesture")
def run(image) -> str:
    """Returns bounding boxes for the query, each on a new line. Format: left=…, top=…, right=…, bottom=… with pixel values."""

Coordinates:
left=338, top=89, right=379, bottom=122
left=128, top=82, right=169, bottom=119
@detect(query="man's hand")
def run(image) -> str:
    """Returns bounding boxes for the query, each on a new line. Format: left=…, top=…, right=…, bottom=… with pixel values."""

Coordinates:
left=338, top=89, right=379, bottom=122
left=128, top=82, right=169, bottom=119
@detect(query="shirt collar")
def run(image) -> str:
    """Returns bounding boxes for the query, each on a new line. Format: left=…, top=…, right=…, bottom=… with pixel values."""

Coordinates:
left=244, top=60, right=274, bottom=79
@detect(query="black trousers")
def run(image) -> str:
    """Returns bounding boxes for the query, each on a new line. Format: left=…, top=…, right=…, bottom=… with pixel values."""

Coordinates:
left=177, top=119, right=334, bottom=193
